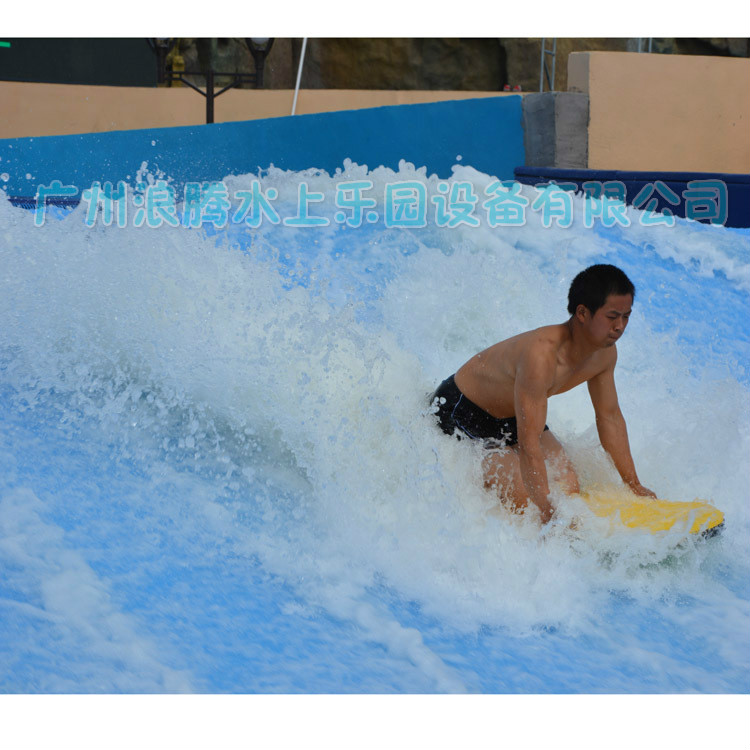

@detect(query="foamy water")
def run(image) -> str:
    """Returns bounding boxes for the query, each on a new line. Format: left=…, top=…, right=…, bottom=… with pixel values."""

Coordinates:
left=1, top=162, right=748, bottom=693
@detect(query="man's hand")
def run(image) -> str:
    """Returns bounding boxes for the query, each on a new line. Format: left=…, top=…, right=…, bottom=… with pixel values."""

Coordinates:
left=628, top=482, right=657, bottom=499
left=538, top=502, right=555, bottom=524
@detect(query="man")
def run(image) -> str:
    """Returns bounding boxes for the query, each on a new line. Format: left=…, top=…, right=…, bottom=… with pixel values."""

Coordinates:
left=430, top=264, right=656, bottom=525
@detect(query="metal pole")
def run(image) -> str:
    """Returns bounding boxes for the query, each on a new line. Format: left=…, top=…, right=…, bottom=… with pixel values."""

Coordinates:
left=206, top=68, right=214, bottom=124
left=207, top=39, right=217, bottom=124
left=292, top=37, right=308, bottom=116
left=255, top=53, right=265, bottom=88
left=539, top=39, right=545, bottom=93
left=636, top=38, right=654, bottom=53
left=549, top=39, right=556, bottom=90
left=539, top=38, right=556, bottom=92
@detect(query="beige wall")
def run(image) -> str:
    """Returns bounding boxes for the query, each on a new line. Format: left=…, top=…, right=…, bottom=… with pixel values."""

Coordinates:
left=0, top=83, right=514, bottom=139
left=6, top=54, right=749, bottom=175
left=568, top=51, right=750, bottom=173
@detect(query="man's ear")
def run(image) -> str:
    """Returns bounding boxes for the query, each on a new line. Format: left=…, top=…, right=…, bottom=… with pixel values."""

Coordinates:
left=575, top=304, right=589, bottom=322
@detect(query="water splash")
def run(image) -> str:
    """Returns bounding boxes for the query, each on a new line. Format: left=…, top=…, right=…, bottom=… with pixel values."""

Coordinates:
left=1, top=164, right=748, bottom=692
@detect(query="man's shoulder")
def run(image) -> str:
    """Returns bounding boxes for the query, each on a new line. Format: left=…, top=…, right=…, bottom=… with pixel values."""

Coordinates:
left=520, top=324, right=567, bottom=355
left=515, top=326, right=564, bottom=375
left=587, top=343, right=618, bottom=379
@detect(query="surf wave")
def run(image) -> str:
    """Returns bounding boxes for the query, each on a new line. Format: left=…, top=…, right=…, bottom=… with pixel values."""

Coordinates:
left=1, top=163, right=748, bottom=692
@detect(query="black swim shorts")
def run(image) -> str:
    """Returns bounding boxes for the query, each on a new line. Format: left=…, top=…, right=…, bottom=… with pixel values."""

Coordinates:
left=429, top=374, right=549, bottom=448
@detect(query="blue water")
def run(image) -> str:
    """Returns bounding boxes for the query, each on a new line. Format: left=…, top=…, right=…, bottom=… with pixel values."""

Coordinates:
left=1, top=165, right=749, bottom=694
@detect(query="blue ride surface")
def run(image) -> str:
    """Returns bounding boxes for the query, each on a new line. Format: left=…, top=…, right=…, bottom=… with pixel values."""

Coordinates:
left=0, top=104, right=748, bottom=694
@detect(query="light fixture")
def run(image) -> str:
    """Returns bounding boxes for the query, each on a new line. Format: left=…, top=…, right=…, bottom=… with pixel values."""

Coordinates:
left=245, top=38, right=275, bottom=88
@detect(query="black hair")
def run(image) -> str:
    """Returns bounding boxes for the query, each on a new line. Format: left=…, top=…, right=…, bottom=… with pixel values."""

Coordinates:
left=567, top=264, right=635, bottom=315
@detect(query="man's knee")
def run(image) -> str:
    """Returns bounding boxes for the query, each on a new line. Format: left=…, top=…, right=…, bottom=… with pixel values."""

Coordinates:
left=482, top=452, right=505, bottom=489
left=482, top=449, right=520, bottom=491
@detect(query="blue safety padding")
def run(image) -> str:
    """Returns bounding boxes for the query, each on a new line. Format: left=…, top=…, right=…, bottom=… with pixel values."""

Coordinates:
left=0, top=96, right=524, bottom=202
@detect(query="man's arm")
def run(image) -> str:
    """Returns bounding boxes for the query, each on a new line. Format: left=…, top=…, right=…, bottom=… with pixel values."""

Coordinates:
left=514, top=344, right=557, bottom=523
left=587, top=351, right=656, bottom=498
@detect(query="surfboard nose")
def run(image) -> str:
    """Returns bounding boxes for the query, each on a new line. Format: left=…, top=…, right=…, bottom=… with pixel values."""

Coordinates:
left=700, top=520, right=725, bottom=539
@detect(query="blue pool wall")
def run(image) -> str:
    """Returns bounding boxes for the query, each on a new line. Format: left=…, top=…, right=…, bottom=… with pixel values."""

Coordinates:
left=0, top=96, right=525, bottom=199
left=3, top=94, right=747, bottom=228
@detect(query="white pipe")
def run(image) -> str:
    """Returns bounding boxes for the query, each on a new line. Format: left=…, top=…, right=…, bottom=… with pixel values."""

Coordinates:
left=291, top=37, right=308, bottom=116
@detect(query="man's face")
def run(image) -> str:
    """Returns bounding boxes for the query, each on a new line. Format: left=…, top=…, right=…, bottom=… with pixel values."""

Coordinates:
left=584, top=293, right=633, bottom=347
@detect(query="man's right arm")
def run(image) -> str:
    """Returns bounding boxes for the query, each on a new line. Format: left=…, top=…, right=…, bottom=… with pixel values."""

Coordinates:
left=514, top=345, right=556, bottom=524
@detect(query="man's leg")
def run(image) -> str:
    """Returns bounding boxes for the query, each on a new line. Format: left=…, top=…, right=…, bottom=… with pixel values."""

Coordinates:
left=482, top=448, right=527, bottom=513
left=482, top=430, right=580, bottom=513
left=539, top=429, right=580, bottom=495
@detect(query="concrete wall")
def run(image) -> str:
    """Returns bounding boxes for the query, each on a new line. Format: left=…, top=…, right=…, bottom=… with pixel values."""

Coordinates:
left=0, top=82, right=516, bottom=139
left=522, top=92, right=588, bottom=169
left=568, top=51, right=750, bottom=174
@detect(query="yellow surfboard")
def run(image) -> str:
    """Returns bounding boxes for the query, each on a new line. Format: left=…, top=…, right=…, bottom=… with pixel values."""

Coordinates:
left=581, top=487, right=724, bottom=538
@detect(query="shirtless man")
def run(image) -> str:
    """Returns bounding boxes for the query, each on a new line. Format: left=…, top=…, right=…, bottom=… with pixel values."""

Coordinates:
left=430, top=264, right=656, bottom=524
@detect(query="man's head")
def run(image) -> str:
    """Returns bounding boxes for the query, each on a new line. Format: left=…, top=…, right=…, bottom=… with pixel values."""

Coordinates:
left=568, top=264, right=635, bottom=347
left=567, top=264, right=635, bottom=316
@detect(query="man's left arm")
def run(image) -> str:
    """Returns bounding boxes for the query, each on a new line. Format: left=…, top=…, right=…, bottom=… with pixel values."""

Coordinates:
left=587, top=353, right=656, bottom=498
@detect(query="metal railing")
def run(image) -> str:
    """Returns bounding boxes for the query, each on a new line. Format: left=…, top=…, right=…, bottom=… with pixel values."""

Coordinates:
left=539, top=38, right=557, bottom=92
